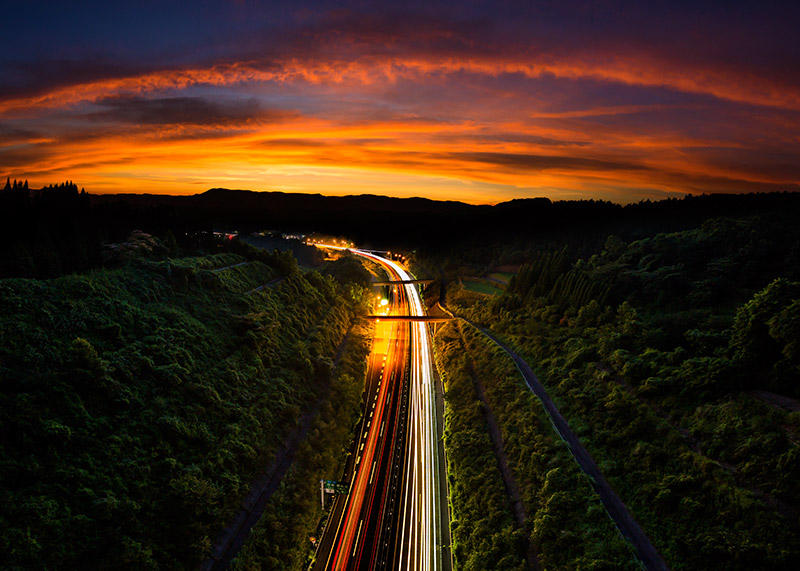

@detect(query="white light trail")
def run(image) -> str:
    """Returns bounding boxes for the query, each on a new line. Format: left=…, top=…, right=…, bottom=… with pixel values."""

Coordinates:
left=316, top=243, right=443, bottom=571
left=352, top=249, right=441, bottom=571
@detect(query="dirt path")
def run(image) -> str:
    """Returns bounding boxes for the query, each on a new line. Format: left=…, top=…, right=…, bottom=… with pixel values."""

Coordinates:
left=461, top=342, right=540, bottom=571
left=751, top=389, right=800, bottom=412
left=213, top=261, right=250, bottom=272
left=246, top=276, right=285, bottom=294
left=200, top=406, right=322, bottom=570
left=199, top=324, right=354, bottom=570
left=468, top=362, right=527, bottom=526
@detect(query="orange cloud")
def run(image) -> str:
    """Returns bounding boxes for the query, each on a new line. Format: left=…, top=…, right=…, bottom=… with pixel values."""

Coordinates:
left=3, top=45, right=799, bottom=204
left=3, top=48, right=800, bottom=116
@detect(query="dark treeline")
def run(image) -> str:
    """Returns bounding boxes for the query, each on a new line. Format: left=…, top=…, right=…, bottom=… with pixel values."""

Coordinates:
left=4, top=180, right=800, bottom=278
left=0, top=179, right=190, bottom=279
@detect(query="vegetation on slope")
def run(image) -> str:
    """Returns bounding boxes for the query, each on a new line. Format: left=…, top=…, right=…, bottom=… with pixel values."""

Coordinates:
left=230, top=320, right=371, bottom=570
left=0, top=249, right=371, bottom=569
left=435, top=320, right=637, bottom=570
left=444, top=211, right=800, bottom=570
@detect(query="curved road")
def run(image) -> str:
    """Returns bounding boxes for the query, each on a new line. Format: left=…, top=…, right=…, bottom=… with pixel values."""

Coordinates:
left=313, top=248, right=450, bottom=571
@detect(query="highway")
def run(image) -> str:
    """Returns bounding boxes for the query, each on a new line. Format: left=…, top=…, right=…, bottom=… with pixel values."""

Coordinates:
left=312, top=248, right=449, bottom=571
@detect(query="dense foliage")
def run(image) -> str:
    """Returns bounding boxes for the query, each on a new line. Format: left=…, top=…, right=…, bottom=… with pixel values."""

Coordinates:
left=230, top=321, right=371, bottom=570
left=435, top=321, right=637, bottom=570
left=0, top=249, right=370, bottom=569
left=443, top=211, right=800, bottom=569
left=5, top=182, right=800, bottom=569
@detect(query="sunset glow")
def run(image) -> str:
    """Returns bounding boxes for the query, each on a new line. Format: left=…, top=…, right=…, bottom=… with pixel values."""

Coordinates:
left=2, top=1, right=798, bottom=203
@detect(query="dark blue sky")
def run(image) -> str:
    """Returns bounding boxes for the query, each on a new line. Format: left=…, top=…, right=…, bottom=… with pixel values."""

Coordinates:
left=2, top=0, right=798, bottom=202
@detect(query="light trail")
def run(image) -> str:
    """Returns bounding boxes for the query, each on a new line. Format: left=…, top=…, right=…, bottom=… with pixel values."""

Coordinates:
left=312, top=244, right=445, bottom=571
left=354, top=249, right=441, bottom=571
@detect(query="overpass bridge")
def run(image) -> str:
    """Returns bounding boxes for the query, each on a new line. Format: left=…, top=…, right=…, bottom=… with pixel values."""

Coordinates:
left=366, top=315, right=452, bottom=322
left=372, top=279, right=435, bottom=286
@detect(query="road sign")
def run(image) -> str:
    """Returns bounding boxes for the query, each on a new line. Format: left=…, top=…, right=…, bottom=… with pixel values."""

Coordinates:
left=321, top=479, right=349, bottom=509
left=324, top=480, right=349, bottom=494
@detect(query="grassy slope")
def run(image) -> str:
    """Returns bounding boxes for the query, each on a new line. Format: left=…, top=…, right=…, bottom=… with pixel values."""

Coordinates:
left=230, top=321, right=371, bottom=570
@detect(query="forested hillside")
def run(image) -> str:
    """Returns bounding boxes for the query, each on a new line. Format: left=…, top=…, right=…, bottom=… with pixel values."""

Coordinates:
left=437, top=210, right=800, bottom=569
left=229, top=319, right=371, bottom=570
left=0, top=248, right=372, bottom=569
left=434, top=321, right=637, bottom=570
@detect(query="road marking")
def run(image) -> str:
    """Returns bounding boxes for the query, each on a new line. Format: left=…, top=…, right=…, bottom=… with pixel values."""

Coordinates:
left=353, top=519, right=364, bottom=558
left=316, top=249, right=444, bottom=571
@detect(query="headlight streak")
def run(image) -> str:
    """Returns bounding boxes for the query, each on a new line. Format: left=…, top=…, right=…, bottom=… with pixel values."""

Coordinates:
left=355, top=249, right=440, bottom=571
left=314, top=244, right=442, bottom=571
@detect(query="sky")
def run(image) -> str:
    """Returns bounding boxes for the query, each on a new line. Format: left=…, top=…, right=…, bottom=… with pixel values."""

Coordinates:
left=1, top=0, right=799, bottom=204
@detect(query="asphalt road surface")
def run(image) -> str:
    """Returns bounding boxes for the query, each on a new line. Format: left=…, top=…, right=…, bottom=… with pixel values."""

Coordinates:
left=312, top=248, right=451, bottom=571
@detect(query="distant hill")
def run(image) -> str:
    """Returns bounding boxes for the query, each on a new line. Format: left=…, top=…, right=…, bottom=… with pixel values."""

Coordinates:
left=90, top=188, right=484, bottom=248
left=90, top=188, right=800, bottom=250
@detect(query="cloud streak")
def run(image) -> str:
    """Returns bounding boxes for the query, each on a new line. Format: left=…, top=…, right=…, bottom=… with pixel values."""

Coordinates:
left=4, top=50, right=800, bottom=115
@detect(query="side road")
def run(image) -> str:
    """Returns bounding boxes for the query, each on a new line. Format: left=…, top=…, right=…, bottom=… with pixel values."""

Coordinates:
left=443, top=304, right=669, bottom=571
left=463, top=354, right=540, bottom=571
